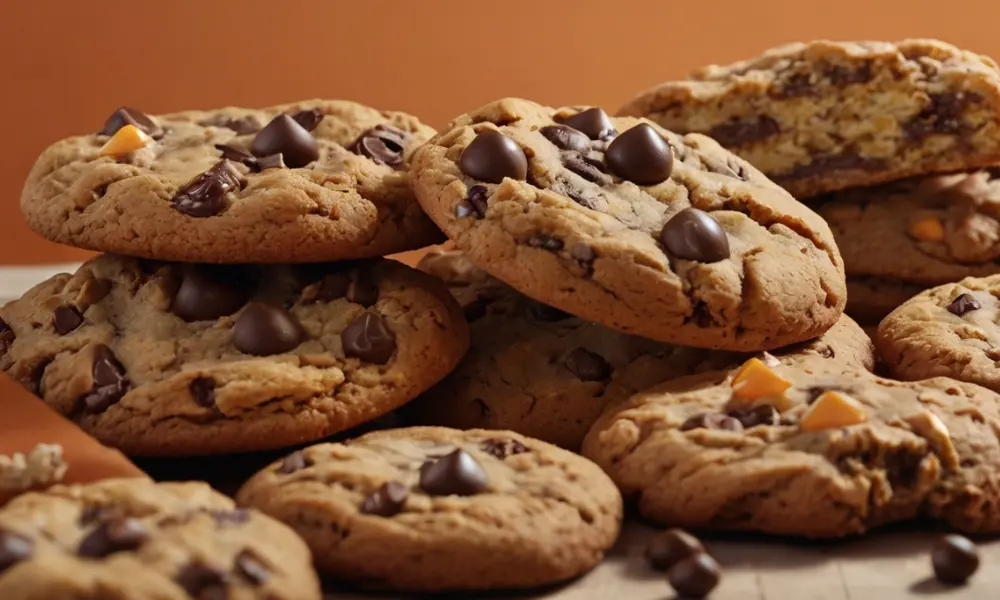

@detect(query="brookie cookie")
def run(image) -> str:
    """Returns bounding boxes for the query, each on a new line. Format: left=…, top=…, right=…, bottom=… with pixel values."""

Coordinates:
left=21, top=100, right=443, bottom=263
left=409, top=250, right=874, bottom=450
left=236, top=427, right=622, bottom=592
left=0, top=254, right=468, bottom=456
left=583, top=354, right=1000, bottom=538
left=618, top=39, right=1000, bottom=198
left=0, top=478, right=321, bottom=599
left=411, top=98, right=845, bottom=351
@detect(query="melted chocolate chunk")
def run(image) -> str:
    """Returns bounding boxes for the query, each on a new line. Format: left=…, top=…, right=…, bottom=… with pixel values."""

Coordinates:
left=78, top=517, right=149, bottom=558
left=528, top=234, right=564, bottom=251
left=100, top=107, right=161, bottom=137
left=555, top=108, right=617, bottom=141
left=459, top=130, right=528, bottom=183
left=360, top=481, right=409, bottom=517
left=80, top=345, right=130, bottom=413
left=660, top=208, right=730, bottom=263
left=906, top=92, right=976, bottom=140
left=53, top=305, right=84, bottom=334
left=341, top=312, right=396, bottom=364
left=189, top=377, right=216, bottom=408
left=947, top=293, right=981, bottom=316
left=481, top=438, right=530, bottom=459
left=540, top=124, right=591, bottom=152
left=419, top=449, right=489, bottom=496
left=0, top=319, right=13, bottom=357
left=679, top=413, right=743, bottom=432
left=606, top=124, right=673, bottom=185
left=563, top=348, right=611, bottom=381
left=290, top=108, right=324, bottom=132
left=707, top=116, right=781, bottom=146
left=251, top=114, right=319, bottom=168
left=172, top=160, right=246, bottom=218
left=171, top=266, right=250, bottom=322
left=349, top=124, right=408, bottom=168
left=232, top=303, right=305, bottom=356
left=563, top=152, right=611, bottom=185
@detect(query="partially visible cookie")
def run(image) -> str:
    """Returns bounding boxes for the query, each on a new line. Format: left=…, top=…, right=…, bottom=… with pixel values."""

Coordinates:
left=22, top=100, right=443, bottom=263
left=619, top=39, right=1000, bottom=198
left=0, top=254, right=468, bottom=456
left=0, top=444, right=66, bottom=506
left=236, top=427, right=622, bottom=592
left=0, top=478, right=321, bottom=599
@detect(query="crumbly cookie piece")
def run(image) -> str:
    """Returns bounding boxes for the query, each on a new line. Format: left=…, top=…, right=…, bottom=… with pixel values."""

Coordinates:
left=0, top=444, right=67, bottom=505
left=22, top=100, right=443, bottom=263
left=0, top=254, right=468, bottom=456
left=411, top=98, right=845, bottom=351
left=0, top=478, right=320, bottom=599
left=619, top=40, right=1000, bottom=198
left=236, top=427, right=622, bottom=592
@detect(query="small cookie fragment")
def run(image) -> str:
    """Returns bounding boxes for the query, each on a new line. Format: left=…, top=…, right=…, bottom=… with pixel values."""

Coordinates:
left=0, top=445, right=67, bottom=505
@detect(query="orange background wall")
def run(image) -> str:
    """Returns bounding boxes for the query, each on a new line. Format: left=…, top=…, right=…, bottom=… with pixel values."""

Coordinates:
left=0, top=0, right=996, bottom=264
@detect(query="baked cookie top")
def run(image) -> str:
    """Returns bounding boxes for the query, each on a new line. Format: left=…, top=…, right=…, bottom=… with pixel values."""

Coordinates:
left=21, top=100, right=443, bottom=263
left=0, top=478, right=321, bottom=600
left=0, top=254, right=468, bottom=456
left=411, top=98, right=845, bottom=351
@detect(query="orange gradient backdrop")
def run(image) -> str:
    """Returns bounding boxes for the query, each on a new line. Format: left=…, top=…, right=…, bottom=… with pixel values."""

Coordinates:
left=1, top=0, right=997, bottom=264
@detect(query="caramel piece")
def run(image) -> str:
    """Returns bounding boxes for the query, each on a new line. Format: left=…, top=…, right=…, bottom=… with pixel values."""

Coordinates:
left=99, top=124, right=152, bottom=157
left=909, top=216, right=945, bottom=242
left=905, top=411, right=958, bottom=470
left=731, top=358, right=792, bottom=400
left=801, top=390, right=868, bottom=431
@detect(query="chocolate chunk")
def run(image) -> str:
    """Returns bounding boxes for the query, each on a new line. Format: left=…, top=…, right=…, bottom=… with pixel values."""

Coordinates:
left=189, top=377, right=216, bottom=408
left=829, top=63, right=873, bottom=86
left=605, top=124, right=673, bottom=185
left=202, top=115, right=262, bottom=135
left=232, top=303, right=305, bottom=356
left=667, top=553, right=721, bottom=598
left=215, top=144, right=256, bottom=165
left=419, top=449, right=489, bottom=496
left=679, top=413, right=743, bottom=432
left=528, top=234, right=564, bottom=251
left=728, top=404, right=780, bottom=428
left=81, top=345, right=130, bottom=413
left=349, top=124, right=408, bottom=168
left=172, top=266, right=250, bottom=322
left=0, top=530, right=33, bottom=573
left=79, top=505, right=114, bottom=525
left=346, top=272, right=379, bottom=307
left=0, top=319, right=14, bottom=357
left=313, top=273, right=351, bottom=303
left=646, top=529, right=705, bottom=571
left=564, top=348, right=611, bottom=381
left=947, top=293, right=980, bottom=316
left=563, top=152, right=611, bottom=185
left=211, top=508, right=250, bottom=526
left=906, top=92, right=972, bottom=140
left=885, top=447, right=924, bottom=488
left=481, top=438, right=530, bottom=459
left=341, top=312, right=396, bottom=364
left=932, top=535, right=979, bottom=584
left=278, top=451, right=310, bottom=474
left=53, top=305, right=84, bottom=334
left=707, top=116, right=781, bottom=146
left=78, top=517, right=149, bottom=558
left=172, top=160, right=246, bottom=218
left=540, top=125, right=590, bottom=152
left=660, top=208, right=730, bottom=263
left=466, top=185, right=489, bottom=217
left=100, top=107, right=160, bottom=137
left=176, top=562, right=229, bottom=599
left=556, top=108, right=617, bottom=141
left=290, top=108, right=324, bottom=132
left=234, top=549, right=270, bottom=585
left=251, top=114, right=319, bottom=168
left=527, top=303, right=572, bottom=322
left=459, top=130, right=528, bottom=184
left=360, top=481, right=409, bottom=517
left=255, top=153, right=286, bottom=170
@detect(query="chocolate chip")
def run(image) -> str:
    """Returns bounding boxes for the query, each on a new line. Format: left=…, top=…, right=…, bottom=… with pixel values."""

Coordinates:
left=81, top=345, right=130, bottom=413
left=0, top=319, right=14, bottom=357
left=466, top=185, right=489, bottom=217
left=234, top=548, right=270, bottom=585
left=232, top=303, right=305, bottom=356
left=211, top=509, right=250, bottom=526
left=278, top=451, right=310, bottom=474
left=78, top=517, right=149, bottom=558
left=202, top=115, right=262, bottom=135
left=660, top=208, right=730, bottom=263
left=947, top=293, right=981, bottom=316
left=360, top=481, right=409, bottom=517
left=100, top=107, right=160, bottom=137
left=349, top=124, right=408, bottom=168
left=176, top=562, right=229, bottom=599
left=481, top=438, right=530, bottom=459
left=171, top=266, right=250, bottom=322
left=255, top=153, right=285, bottom=170
left=290, top=108, right=324, bottom=132
left=906, top=92, right=972, bottom=140
left=215, top=144, right=255, bottom=165
left=707, top=116, right=781, bottom=146
left=564, top=348, right=610, bottom=381
left=53, top=305, right=84, bottom=335
left=728, top=404, right=780, bottom=428
left=459, top=130, right=528, bottom=184
left=172, top=160, right=246, bottom=218
left=309, top=274, right=348, bottom=303
left=667, top=552, right=721, bottom=598
left=463, top=298, right=490, bottom=322
left=346, top=272, right=379, bottom=307
left=932, top=535, right=979, bottom=585
left=527, top=303, right=572, bottom=322
left=419, top=449, right=489, bottom=496
left=829, top=63, right=873, bottom=86
left=0, top=530, right=33, bottom=573
left=528, top=234, right=563, bottom=251
left=189, top=377, right=216, bottom=408
left=540, top=125, right=590, bottom=152
left=342, top=312, right=396, bottom=364
left=555, top=108, right=617, bottom=141
left=563, top=152, right=611, bottom=185
left=79, top=505, right=114, bottom=525
left=605, top=124, right=673, bottom=185
left=646, top=529, right=705, bottom=571
left=680, top=413, right=743, bottom=432
left=251, top=114, right=319, bottom=168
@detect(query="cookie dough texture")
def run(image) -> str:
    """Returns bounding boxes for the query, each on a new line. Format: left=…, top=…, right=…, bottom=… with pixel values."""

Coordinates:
left=0, top=444, right=67, bottom=506
left=619, top=39, right=1000, bottom=199
left=412, top=98, right=845, bottom=351
left=236, top=427, right=622, bottom=592
left=22, top=99, right=443, bottom=263
left=0, top=478, right=321, bottom=600
left=409, top=250, right=873, bottom=449
left=583, top=354, right=1000, bottom=537
left=0, top=254, right=468, bottom=456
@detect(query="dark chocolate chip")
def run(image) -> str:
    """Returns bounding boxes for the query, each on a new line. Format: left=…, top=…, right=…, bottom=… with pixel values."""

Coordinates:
left=346, top=272, right=379, bottom=307
left=481, top=438, right=530, bottom=459
left=234, top=548, right=270, bottom=585
left=53, top=305, right=84, bottom=334
left=555, top=108, right=617, bottom=141
left=189, top=377, right=216, bottom=408
left=314, top=273, right=351, bottom=302
left=100, top=107, right=160, bottom=137
left=255, top=153, right=286, bottom=170
left=215, top=144, right=256, bottom=166
left=251, top=114, right=319, bottom=168
left=172, top=160, right=246, bottom=218
left=467, top=185, right=489, bottom=217
left=0, top=319, right=14, bottom=357
left=906, top=92, right=972, bottom=140
left=463, top=298, right=490, bottom=322
left=176, top=562, right=229, bottom=599
left=232, top=303, right=305, bottom=356
left=829, top=63, right=873, bottom=86
left=885, top=448, right=924, bottom=488
left=563, top=152, right=611, bottom=185
left=81, top=345, right=130, bottom=413
left=0, top=530, right=33, bottom=573
left=202, top=115, right=262, bottom=135
left=540, top=125, right=591, bottom=152
left=360, top=481, right=409, bottom=517
left=646, top=529, right=705, bottom=571
left=278, top=451, right=310, bottom=474
left=79, top=505, right=114, bottom=525
left=527, top=303, right=572, bottom=322
left=932, top=535, right=979, bottom=585
left=528, top=234, right=564, bottom=251
left=459, top=130, right=528, bottom=184
left=290, top=108, right=324, bottom=132
left=78, top=517, right=149, bottom=558
left=349, top=124, right=408, bottom=168
left=728, top=404, right=780, bottom=428
left=419, top=449, right=489, bottom=496
left=211, top=509, right=251, bottom=526
left=171, top=266, right=250, bottom=322
left=667, top=553, right=721, bottom=598
left=564, top=348, right=611, bottom=381
left=341, top=312, right=396, bottom=364
left=947, top=293, right=981, bottom=316
left=660, top=208, right=730, bottom=263
left=605, top=124, right=673, bottom=185
left=679, top=413, right=743, bottom=432
left=707, top=116, right=781, bottom=146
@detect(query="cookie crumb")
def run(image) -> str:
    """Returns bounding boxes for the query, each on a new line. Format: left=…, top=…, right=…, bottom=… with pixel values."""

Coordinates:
left=0, top=444, right=68, bottom=503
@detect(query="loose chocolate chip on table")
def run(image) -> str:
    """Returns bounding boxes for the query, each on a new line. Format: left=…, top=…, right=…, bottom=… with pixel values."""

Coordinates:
left=235, top=548, right=270, bottom=584
left=0, top=530, right=33, bottom=573
left=667, top=552, right=722, bottom=598
left=172, top=160, right=246, bottom=218
left=564, top=348, right=611, bottom=381
left=563, top=152, right=611, bottom=185
left=459, top=130, right=528, bottom=184
left=233, top=303, right=305, bottom=356
left=189, top=377, right=216, bottom=408
left=172, top=266, right=250, bottom=322
left=176, top=562, right=230, bottom=598
left=349, top=124, right=408, bottom=167
left=99, top=107, right=161, bottom=137
left=481, top=438, right=530, bottom=459
left=279, top=451, right=310, bottom=474
left=342, top=312, right=396, bottom=364
left=932, top=534, right=979, bottom=584
left=361, top=481, right=409, bottom=517
left=528, top=234, right=564, bottom=251
left=203, top=115, right=262, bottom=135
left=215, top=144, right=256, bottom=165
left=420, top=449, right=489, bottom=496
left=605, top=123, right=673, bottom=185
left=540, top=124, right=591, bottom=152
left=78, top=517, right=149, bottom=558
left=555, top=108, right=617, bottom=141
left=947, top=293, right=981, bottom=316
left=251, top=114, right=320, bottom=169
left=729, top=404, right=780, bottom=428
left=660, top=208, right=730, bottom=263
left=53, top=305, right=84, bottom=335
left=707, top=115, right=781, bottom=147
left=680, top=413, right=744, bottom=432
left=290, top=108, right=324, bottom=132
left=346, top=272, right=379, bottom=307
left=646, top=529, right=705, bottom=571
left=0, top=319, right=14, bottom=357
left=81, top=345, right=130, bottom=413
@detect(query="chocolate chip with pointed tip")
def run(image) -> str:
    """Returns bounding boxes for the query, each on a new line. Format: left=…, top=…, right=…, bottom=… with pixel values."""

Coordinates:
left=947, top=293, right=981, bottom=316
left=555, top=108, right=617, bottom=141
left=459, top=130, right=528, bottom=183
left=78, top=517, right=149, bottom=558
left=279, top=451, right=310, bottom=474
left=342, top=312, right=396, bottom=364
left=100, top=107, right=161, bottom=137
left=349, top=124, right=408, bottom=168
left=563, top=348, right=611, bottom=381
left=0, top=530, right=33, bottom=573
left=361, top=481, right=409, bottom=516
left=251, top=114, right=319, bottom=168
left=540, top=124, right=591, bottom=152
left=172, top=266, right=250, bottom=322
left=606, top=123, right=673, bottom=185
left=481, top=438, right=529, bottom=459
left=419, top=449, right=488, bottom=496
left=80, top=345, right=130, bottom=413
left=53, top=305, right=84, bottom=334
left=172, top=160, right=246, bottom=218
left=232, top=303, right=305, bottom=356
left=660, top=208, right=730, bottom=263
left=290, top=108, right=324, bottom=132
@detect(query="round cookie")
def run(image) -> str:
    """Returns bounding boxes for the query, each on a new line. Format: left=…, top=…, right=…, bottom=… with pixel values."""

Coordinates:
left=411, top=98, right=846, bottom=351
left=0, top=255, right=468, bottom=456
left=22, top=100, right=443, bottom=263
left=409, top=250, right=874, bottom=450
left=236, top=426, right=622, bottom=592
left=0, top=478, right=320, bottom=599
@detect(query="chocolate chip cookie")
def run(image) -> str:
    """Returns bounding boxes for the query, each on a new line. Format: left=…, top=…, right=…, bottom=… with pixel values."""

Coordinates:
left=236, top=426, right=622, bottom=592
left=0, top=477, right=321, bottom=599
left=22, top=100, right=443, bottom=263
left=411, top=98, right=845, bottom=351
left=408, top=250, right=873, bottom=449
left=583, top=353, right=1000, bottom=537
left=0, top=254, right=468, bottom=456
left=619, top=39, right=1000, bottom=199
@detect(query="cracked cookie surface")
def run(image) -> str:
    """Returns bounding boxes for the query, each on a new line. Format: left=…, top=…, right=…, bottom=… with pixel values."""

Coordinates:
left=0, top=254, right=468, bottom=456
left=411, top=98, right=845, bottom=351
left=0, top=477, right=321, bottom=600
left=235, top=426, right=622, bottom=592
left=21, top=100, right=443, bottom=263
left=619, top=39, right=1000, bottom=199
